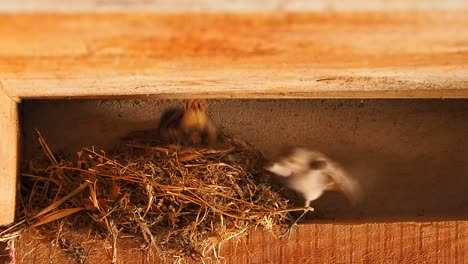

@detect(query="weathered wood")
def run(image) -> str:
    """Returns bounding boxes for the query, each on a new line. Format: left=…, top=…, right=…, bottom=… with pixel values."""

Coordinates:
left=226, top=221, right=468, bottom=263
left=0, top=12, right=467, bottom=99
left=14, top=221, right=468, bottom=263
left=1, top=0, right=467, bottom=12
left=0, top=88, right=18, bottom=226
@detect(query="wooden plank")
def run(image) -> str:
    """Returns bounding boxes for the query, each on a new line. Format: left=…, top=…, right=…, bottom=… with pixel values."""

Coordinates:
left=223, top=221, right=468, bottom=263
left=0, top=88, right=18, bottom=226
left=13, top=221, right=468, bottom=263
left=1, top=0, right=468, bottom=12
left=0, top=12, right=467, bottom=99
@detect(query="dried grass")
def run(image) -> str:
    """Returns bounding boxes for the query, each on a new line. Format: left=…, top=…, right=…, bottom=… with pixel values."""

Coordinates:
left=1, top=130, right=293, bottom=263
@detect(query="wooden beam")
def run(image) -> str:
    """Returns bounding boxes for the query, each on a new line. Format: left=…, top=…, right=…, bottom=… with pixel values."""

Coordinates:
left=1, top=0, right=468, bottom=12
left=0, top=88, right=18, bottom=226
left=14, top=221, right=468, bottom=263
left=0, top=12, right=467, bottom=99
left=222, top=221, right=468, bottom=263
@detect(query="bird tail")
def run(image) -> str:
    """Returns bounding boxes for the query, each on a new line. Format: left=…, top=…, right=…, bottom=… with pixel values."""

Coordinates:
left=324, top=161, right=363, bottom=206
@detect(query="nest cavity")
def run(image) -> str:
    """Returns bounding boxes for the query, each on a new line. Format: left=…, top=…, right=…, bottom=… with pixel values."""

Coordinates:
left=2, top=130, right=291, bottom=263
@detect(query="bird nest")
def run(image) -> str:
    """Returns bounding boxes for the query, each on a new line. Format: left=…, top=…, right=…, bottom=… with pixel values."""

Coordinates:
left=1, top=130, right=291, bottom=263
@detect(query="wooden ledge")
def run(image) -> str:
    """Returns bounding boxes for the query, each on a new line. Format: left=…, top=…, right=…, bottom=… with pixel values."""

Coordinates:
left=13, top=220, right=468, bottom=263
left=225, top=220, right=468, bottom=263
left=0, top=12, right=467, bottom=99
left=2, top=0, right=468, bottom=13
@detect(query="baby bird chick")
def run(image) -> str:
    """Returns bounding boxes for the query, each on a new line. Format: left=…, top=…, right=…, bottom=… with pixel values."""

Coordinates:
left=180, top=99, right=217, bottom=145
left=158, top=99, right=217, bottom=146
left=265, top=146, right=361, bottom=236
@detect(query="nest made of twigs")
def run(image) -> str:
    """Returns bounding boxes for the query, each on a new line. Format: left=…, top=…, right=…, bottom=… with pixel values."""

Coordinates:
left=1, top=130, right=291, bottom=263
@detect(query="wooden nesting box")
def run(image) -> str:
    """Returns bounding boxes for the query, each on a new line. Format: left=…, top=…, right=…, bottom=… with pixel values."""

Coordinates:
left=1, top=1, right=468, bottom=262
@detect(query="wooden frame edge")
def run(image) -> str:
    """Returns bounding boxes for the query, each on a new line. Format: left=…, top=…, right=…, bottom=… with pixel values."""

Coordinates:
left=0, top=81, right=19, bottom=226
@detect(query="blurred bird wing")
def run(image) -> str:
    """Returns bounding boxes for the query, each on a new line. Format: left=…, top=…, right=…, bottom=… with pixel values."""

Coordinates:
left=324, top=162, right=362, bottom=205
left=265, top=163, right=292, bottom=177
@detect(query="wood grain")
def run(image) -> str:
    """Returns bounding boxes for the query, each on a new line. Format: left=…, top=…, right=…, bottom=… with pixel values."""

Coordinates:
left=0, top=12, right=467, bottom=99
left=14, top=221, right=468, bottom=263
left=234, top=221, right=468, bottom=263
left=1, top=0, right=468, bottom=12
left=0, top=88, right=18, bottom=226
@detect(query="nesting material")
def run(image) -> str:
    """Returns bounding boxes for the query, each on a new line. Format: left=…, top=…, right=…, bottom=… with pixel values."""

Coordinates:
left=1, top=130, right=291, bottom=263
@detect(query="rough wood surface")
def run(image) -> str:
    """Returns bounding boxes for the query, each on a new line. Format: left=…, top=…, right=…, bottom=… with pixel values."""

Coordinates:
left=14, top=221, right=468, bottom=263
left=0, top=12, right=467, bottom=99
left=1, top=0, right=468, bottom=12
left=0, top=89, right=18, bottom=226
